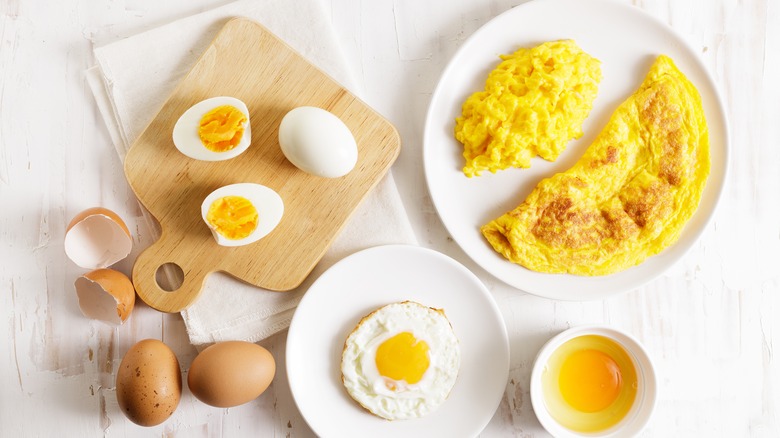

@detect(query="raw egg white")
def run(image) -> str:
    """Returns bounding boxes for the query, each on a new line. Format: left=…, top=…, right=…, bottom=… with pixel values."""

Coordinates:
left=278, top=106, right=358, bottom=178
left=173, top=96, right=251, bottom=161
left=541, top=335, right=638, bottom=433
left=341, top=301, right=460, bottom=420
left=200, top=183, right=283, bottom=247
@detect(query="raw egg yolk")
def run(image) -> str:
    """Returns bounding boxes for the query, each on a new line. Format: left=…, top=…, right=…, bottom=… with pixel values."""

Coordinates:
left=558, top=349, right=622, bottom=413
left=198, top=105, right=247, bottom=152
left=206, top=196, right=258, bottom=240
left=375, top=332, right=429, bottom=388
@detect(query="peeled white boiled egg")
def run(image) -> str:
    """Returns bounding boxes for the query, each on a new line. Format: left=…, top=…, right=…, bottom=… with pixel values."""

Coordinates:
left=200, top=183, right=284, bottom=247
left=341, top=301, right=461, bottom=420
left=278, top=106, right=358, bottom=178
left=173, top=96, right=251, bottom=161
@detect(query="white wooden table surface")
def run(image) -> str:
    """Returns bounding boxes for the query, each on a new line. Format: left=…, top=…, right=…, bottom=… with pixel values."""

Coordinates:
left=1, top=0, right=777, bottom=436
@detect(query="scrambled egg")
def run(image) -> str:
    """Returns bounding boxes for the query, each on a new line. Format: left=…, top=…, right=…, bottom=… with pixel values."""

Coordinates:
left=481, top=55, right=710, bottom=276
left=455, top=40, right=602, bottom=177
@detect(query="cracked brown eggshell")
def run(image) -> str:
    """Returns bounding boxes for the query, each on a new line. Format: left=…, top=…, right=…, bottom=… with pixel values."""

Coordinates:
left=74, top=268, right=135, bottom=325
left=64, top=207, right=133, bottom=269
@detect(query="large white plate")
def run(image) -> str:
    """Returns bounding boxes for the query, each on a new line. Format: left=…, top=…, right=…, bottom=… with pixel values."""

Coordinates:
left=286, top=245, right=510, bottom=438
left=423, top=0, right=729, bottom=300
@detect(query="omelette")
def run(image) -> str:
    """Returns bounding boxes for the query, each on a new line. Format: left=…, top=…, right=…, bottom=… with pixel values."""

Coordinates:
left=455, top=40, right=602, bottom=177
left=481, top=55, right=710, bottom=276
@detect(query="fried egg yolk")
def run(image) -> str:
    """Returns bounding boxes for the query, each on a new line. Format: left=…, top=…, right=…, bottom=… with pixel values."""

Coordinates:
left=198, top=105, right=247, bottom=152
left=206, top=195, right=258, bottom=240
left=559, top=349, right=622, bottom=413
left=375, top=332, right=430, bottom=389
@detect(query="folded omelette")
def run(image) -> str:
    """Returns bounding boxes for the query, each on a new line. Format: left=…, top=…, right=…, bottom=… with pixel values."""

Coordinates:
left=481, top=55, right=710, bottom=276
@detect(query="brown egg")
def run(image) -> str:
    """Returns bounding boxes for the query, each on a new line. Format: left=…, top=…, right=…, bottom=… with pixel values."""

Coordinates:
left=116, top=339, right=182, bottom=426
left=187, top=341, right=275, bottom=408
left=74, top=268, right=135, bottom=325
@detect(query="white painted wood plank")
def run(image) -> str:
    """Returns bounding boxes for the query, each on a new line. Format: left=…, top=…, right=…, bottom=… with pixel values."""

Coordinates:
left=1, top=0, right=778, bottom=436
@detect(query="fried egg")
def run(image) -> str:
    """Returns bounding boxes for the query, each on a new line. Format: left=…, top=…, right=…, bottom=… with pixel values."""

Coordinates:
left=341, top=301, right=460, bottom=420
left=481, top=55, right=710, bottom=275
left=454, top=40, right=602, bottom=177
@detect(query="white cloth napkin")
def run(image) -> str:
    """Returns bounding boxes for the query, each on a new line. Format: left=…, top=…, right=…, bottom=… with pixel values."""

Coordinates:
left=86, top=0, right=417, bottom=345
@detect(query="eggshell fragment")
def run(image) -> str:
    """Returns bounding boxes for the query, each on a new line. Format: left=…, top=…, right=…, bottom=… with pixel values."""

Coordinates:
left=278, top=106, right=358, bottom=178
left=64, top=207, right=133, bottom=269
left=74, top=268, right=135, bottom=325
left=187, top=341, right=276, bottom=408
left=116, top=339, right=182, bottom=427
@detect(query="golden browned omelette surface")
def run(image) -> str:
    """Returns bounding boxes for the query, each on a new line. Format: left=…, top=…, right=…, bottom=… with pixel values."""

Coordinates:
left=454, top=40, right=602, bottom=177
left=481, top=55, right=710, bottom=276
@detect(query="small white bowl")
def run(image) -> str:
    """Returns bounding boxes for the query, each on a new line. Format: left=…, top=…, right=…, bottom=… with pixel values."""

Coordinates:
left=530, top=325, right=658, bottom=438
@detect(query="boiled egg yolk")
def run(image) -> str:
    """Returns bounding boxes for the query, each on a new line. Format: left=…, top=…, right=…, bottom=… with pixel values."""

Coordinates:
left=198, top=105, right=247, bottom=152
left=206, top=196, right=258, bottom=240
left=558, top=349, right=622, bottom=412
left=375, top=332, right=429, bottom=389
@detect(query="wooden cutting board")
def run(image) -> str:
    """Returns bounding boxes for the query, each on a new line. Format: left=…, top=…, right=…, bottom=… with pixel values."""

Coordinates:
left=124, top=18, right=400, bottom=313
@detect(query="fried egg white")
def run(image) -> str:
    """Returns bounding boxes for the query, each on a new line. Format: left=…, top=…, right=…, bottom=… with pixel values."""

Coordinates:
left=341, top=301, right=460, bottom=420
left=481, top=55, right=710, bottom=275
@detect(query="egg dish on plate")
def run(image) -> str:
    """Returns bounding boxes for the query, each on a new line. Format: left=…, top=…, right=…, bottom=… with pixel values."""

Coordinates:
left=454, top=40, right=602, bottom=177
left=341, top=301, right=460, bottom=421
left=482, top=55, right=710, bottom=276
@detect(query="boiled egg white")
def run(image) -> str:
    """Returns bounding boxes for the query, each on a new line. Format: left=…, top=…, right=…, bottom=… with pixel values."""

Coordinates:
left=200, top=183, right=283, bottom=247
left=278, top=106, right=358, bottom=178
left=341, top=301, right=460, bottom=420
left=173, top=96, right=251, bottom=161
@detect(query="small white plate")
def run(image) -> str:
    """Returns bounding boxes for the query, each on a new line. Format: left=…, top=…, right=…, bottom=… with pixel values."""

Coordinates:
left=286, top=245, right=509, bottom=438
left=423, top=0, right=729, bottom=300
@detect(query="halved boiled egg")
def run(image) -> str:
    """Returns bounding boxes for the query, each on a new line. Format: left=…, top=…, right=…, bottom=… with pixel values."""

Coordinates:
left=173, top=97, right=251, bottom=161
left=64, top=207, right=133, bottom=269
left=74, top=268, right=136, bottom=325
left=200, top=183, right=284, bottom=247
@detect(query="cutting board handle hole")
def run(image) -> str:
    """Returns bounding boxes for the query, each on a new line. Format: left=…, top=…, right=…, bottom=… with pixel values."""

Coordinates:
left=155, top=262, right=185, bottom=292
